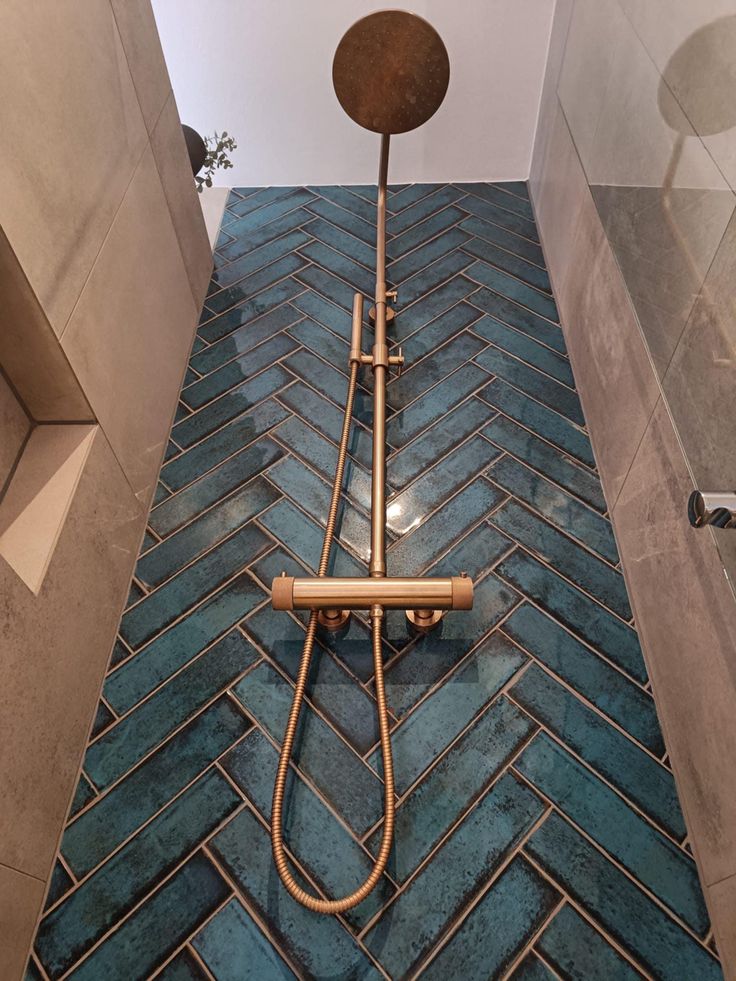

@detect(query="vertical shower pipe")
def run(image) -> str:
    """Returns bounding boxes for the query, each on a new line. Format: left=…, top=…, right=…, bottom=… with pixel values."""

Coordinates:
left=270, top=135, right=396, bottom=913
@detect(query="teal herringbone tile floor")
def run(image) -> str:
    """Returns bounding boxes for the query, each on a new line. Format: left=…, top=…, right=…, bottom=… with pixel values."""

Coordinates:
left=29, top=183, right=721, bottom=980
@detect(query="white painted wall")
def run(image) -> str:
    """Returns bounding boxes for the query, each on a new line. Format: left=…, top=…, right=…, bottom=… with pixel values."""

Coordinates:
left=152, top=0, right=555, bottom=185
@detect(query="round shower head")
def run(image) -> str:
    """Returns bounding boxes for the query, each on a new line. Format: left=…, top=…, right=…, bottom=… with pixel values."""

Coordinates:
left=332, top=10, right=450, bottom=136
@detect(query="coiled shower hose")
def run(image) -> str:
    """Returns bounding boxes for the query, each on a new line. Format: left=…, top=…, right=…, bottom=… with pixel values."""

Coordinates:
left=270, top=361, right=396, bottom=912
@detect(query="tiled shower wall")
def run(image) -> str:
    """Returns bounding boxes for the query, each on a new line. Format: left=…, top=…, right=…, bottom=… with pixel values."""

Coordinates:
left=530, top=0, right=736, bottom=968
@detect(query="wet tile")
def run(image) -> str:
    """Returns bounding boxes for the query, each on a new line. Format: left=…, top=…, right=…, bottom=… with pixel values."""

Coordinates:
left=222, top=728, right=394, bottom=930
left=364, top=773, right=546, bottom=979
left=387, top=479, right=505, bottom=577
left=161, top=399, right=290, bottom=492
left=210, top=228, right=311, bottom=292
left=138, top=482, right=278, bottom=588
left=536, top=904, right=642, bottom=980
left=423, top=856, right=560, bottom=981
left=287, top=317, right=350, bottom=373
left=35, top=771, right=239, bottom=978
left=488, top=454, right=616, bottom=562
left=425, top=520, right=512, bottom=578
left=88, top=631, right=258, bottom=789
left=497, top=550, right=644, bottom=683
left=277, top=382, right=374, bottom=469
left=491, top=499, right=631, bottom=619
left=63, top=698, right=249, bottom=877
left=193, top=898, right=296, bottom=981
left=482, top=413, right=602, bottom=508
left=281, top=347, right=351, bottom=411
left=386, top=363, right=490, bottom=448
left=180, top=338, right=296, bottom=415
left=205, top=253, right=307, bottom=318
left=232, top=661, right=382, bottom=835
left=259, top=497, right=364, bottom=578
left=290, top=288, right=354, bottom=339
left=173, top=364, right=294, bottom=449
left=517, top=734, right=708, bottom=933
left=190, top=304, right=302, bottom=376
left=66, top=853, right=229, bottom=981
left=368, top=696, right=536, bottom=883
left=476, top=346, right=584, bottom=426
left=511, top=664, right=686, bottom=840
left=120, top=524, right=269, bottom=650
left=210, top=808, right=382, bottom=979
left=149, top=437, right=284, bottom=538
left=217, top=207, right=314, bottom=265
left=199, top=279, right=305, bottom=344
left=386, top=435, right=500, bottom=535
left=388, top=396, right=495, bottom=491
left=525, top=813, right=721, bottom=981
left=383, top=572, right=520, bottom=716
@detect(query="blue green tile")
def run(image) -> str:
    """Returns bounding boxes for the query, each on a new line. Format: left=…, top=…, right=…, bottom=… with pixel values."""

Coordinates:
left=387, top=185, right=464, bottom=235
left=242, top=604, right=379, bottom=754
left=210, top=808, right=382, bottom=979
left=459, top=192, right=539, bottom=243
left=396, top=249, right=475, bottom=307
left=193, top=899, right=296, bottom=981
left=149, top=436, right=283, bottom=537
left=69, top=774, right=96, bottom=818
left=492, top=498, right=631, bottom=619
left=472, top=315, right=572, bottom=385
left=199, top=278, right=305, bottom=344
left=387, top=479, right=506, bottom=577
left=460, top=214, right=545, bottom=267
left=222, top=729, right=394, bottom=930
left=258, top=498, right=364, bottom=578
left=287, top=317, right=350, bottom=373
left=483, top=413, right=602, bottom=508
left=381, top=632, right=527, bottom=791
left=387, top=205, right=468, bottom=261
left=504, top=604, right=662, bottom=755
left=457, top=182, right=535, bottom=221
left=489, top=454, right=617, bottom=561
left=307, top=184, right=376, bottom=222
left=301, top=216, right=375, bottom=270
left=138, top=482, right=278, bottom=588
left=281, top=347, right=351, bottom=411
left=181, top=337, right=296, bottom=413
left=36, top=770, right=239, bottom=978
left=391, top=275, right=478, bottom=343
left=190, top=304, right=302, bottom=376
left=425, top=519, right=511, bottom=578
left=277, top=381, right=374, bottom=469
left=205, top=253, right=308, bottom=318
left=423, top=856, right=559, bottom=980
left=177, top=365, right=293, bottom=455
left=536, top=904, right=642, bottom=980
left=497, top=550, right=644, bottom=683
left=511, top=953, right=558, bottom=980
left=290, top=288, right=354, bottom=339
left=388, top=226, right=472, bottom=283
left=369, top=695, right=536, bottom=882
left=88, top=631, right=258, bottom=789
left=364, top=773, right=546, bottom=979
left=156, top=948, right=209, bottom=980
left=161, top=399, right=290, bottom=491
left=226, top=185, right=298, bottom=220
left=388, top=182, right=441, bottom=212
left=217, top=206, right=314, bottom=264
left=463, top=235, right=551, bottom=293
left=525, top=813, right=721, bottom=981
left=91, top=700, right=114, bottom=739
left=66, top=853, right=229, bottom=981
left=388, top=396, right=494, bottom=490
left=232, top=661, right=382, bottom=835
left=476, top=346, right=583, bottom=426
left=220, top=188, right=315, bottom=244
left=120, top=524, right=268, bottom=650
left=386, top=363, right=490, bottom=447
left=303, top=195, right=376, bottom=245
left=511, top=664, right=686, bottom=840
left=470, top=285, right=565, bottom=353
left=63, top=698, right=249, bottom=878
left=517, top=734, right=708, bottom=933
left=468, top=259, right=559, bottom=322
left=400, top=300, right=482, bottom=364
left=386, top=434, right=500, bottom=535
left=45, top=861, right=73, bottom=911
left=212, top=229, right=311, bottom=291
left=299, top=240, right=375, bottom=296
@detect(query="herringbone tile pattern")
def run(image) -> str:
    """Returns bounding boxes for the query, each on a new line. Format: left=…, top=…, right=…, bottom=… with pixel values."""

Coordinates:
left=28, top=183, right=721, bottom=980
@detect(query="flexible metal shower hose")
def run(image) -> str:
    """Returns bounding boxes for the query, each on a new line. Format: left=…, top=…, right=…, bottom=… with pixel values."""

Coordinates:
left=271, top=361, right=396, bottom=912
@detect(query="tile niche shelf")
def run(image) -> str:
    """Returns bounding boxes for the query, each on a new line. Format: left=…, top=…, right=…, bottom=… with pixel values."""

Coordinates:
left=0, top=422, right=98, bottom=594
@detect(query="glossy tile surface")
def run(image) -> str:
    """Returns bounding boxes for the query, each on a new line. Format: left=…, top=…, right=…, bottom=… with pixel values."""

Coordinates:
left=29, top=183, right=717, bottom=979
